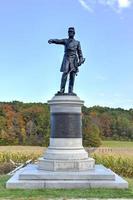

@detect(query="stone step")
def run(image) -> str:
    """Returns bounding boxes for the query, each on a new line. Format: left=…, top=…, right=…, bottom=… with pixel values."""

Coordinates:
left=6, top=164, right=128, bottom=189
left=19, top=164, right=115, bottom=180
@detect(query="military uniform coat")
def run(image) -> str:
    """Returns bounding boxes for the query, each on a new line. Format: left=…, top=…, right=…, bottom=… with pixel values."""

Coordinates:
left=52, top=38, right=83, bottom=73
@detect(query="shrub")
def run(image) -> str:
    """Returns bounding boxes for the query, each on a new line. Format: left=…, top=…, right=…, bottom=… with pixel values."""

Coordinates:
left=0, top=152, right=40, bottom=163
left=92, top=154, right=133, bottom=178
left=0, top=162, right=14, bottom=174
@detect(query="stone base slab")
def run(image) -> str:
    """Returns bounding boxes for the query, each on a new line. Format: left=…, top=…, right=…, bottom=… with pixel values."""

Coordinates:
left=43, top=147, right=89, bottom=160
left=38, top=157, right=95, bottom=171
left=19, top=164, right=115, bottom=180
left=48, top=95, right=84, bottom=113
left=6, top=164, right=128, bottom=189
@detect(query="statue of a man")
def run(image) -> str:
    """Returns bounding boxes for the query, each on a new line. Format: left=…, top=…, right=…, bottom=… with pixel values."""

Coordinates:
left=48, top=27, right=85, bottom=94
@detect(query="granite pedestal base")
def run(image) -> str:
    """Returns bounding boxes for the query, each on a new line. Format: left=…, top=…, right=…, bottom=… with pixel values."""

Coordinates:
left=38, top=138, right=95, bottom=171
left=6, top=94, right=128, bottom=189
left=6, top=164, right=128, bottom=189
left=38, top=157, right=95, bottom=171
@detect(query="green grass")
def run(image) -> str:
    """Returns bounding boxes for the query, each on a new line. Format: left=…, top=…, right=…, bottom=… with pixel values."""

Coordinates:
left=0, top=175, right=133, bottom=199
left=101, top=140, right=133, bottom=148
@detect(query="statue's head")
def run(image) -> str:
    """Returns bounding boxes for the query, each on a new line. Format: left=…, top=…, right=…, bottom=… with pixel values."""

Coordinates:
left=68, top=27, right=75, bottom=38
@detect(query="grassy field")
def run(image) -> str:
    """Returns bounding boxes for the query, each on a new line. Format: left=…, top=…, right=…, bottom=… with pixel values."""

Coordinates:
left=89, top=141, right=133, bottom=157
left=0, top=175, right=133, bottom=199
left=101, top=140, right=133, bottom=148
left=0, top=146, right=44, bottom=154
left=0, top=140, right=132, bottom=153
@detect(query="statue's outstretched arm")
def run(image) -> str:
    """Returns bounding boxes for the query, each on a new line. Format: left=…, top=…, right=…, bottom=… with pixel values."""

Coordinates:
left=48, top=39, right=65, bottom=45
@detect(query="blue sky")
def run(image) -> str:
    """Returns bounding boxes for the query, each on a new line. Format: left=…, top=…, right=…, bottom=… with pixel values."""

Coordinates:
left=0, top=0, right=133, bottom=109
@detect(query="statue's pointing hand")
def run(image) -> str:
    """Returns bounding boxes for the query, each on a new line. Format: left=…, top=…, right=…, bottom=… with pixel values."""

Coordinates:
left=48, top=39, right=53, bottom=44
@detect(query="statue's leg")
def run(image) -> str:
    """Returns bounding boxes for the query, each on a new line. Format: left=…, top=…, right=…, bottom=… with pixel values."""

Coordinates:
left=60, top=72, right=68, bottom=93
left=68, top=71, right=76, bottom=93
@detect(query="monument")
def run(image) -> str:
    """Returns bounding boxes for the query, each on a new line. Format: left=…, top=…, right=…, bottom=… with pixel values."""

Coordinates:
left=6, top=27, right=128, bottom=189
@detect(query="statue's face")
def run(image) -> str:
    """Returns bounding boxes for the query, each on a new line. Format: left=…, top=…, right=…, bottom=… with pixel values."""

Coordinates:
left=68, top=30, right=75, bottom=38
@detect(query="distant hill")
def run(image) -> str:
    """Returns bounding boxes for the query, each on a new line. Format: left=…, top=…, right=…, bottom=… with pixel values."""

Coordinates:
left=0, top=101, right=133, bottom=146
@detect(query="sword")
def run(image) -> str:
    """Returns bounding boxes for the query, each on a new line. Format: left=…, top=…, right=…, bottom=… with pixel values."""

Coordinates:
left=76, top=58, right=85, bottom=75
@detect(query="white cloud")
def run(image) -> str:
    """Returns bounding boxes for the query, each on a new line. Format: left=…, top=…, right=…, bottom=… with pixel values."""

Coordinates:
left=98, top=0, right=133, bottom=12
left=78, top=0, right=133, bottom=13
left=78, top=0, right=94, bottom=12
left=118, top=0, right=131, bottom=8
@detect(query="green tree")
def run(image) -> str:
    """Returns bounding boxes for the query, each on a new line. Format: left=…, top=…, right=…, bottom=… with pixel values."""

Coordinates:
left=83, top=115, right=101, bottom=147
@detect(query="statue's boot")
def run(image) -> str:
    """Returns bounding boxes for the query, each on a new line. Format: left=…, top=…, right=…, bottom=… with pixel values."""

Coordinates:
left=58, top=88, right=65, bottom=94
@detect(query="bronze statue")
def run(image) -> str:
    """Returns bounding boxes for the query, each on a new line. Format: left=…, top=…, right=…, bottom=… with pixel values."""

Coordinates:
left=48, top=27, right=85, bottom=94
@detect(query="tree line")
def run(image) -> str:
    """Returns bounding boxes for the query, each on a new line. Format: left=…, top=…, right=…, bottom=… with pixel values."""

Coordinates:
left=0, top=101, right=133, bottom=147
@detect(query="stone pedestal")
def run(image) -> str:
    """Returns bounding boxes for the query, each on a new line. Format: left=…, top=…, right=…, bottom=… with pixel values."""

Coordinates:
left=38, top=94, right=95, bottom=171
left=6, top=94, right=128, bottom=189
